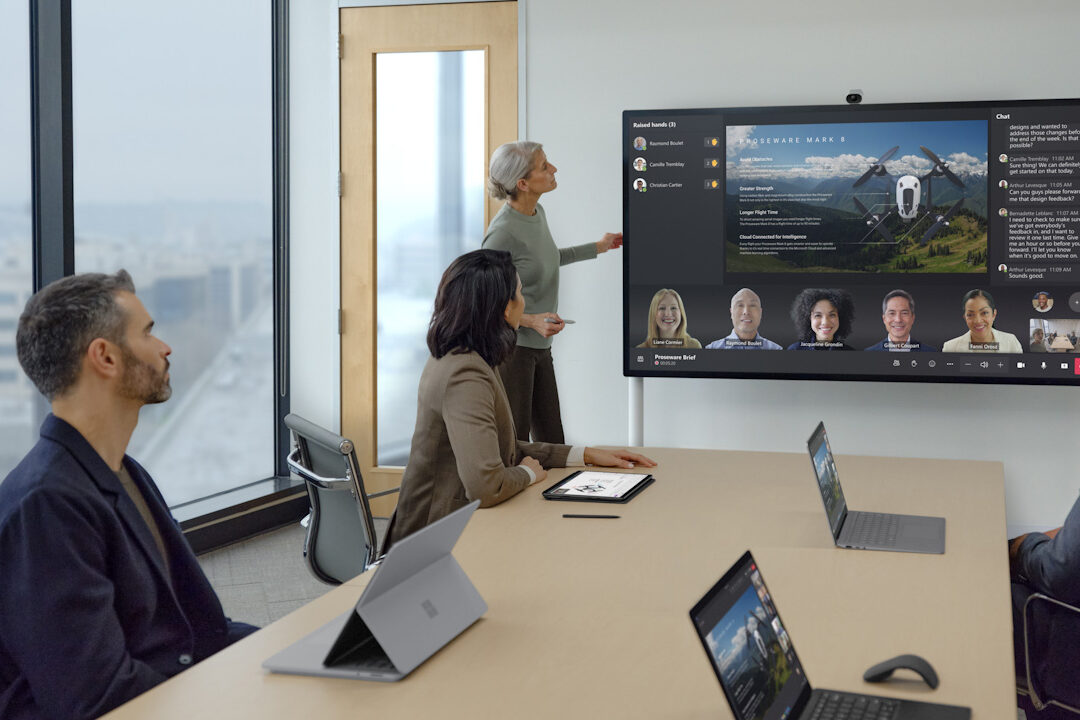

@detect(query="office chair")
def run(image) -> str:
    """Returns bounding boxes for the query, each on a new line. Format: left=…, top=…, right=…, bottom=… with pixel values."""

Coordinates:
left=1017, top=592, right=1080, bottom=716
left=284, top=413, right=400, bottom=585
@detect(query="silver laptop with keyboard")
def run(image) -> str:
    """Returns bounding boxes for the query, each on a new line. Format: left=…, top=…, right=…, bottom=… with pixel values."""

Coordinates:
left=263, top=500, right=486, bottom=682
left=690, top=551, right=970, bottom=720
left=807, top=422, right=945, bottom=554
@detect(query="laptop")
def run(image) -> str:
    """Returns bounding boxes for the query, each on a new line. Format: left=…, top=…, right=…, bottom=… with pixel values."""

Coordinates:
left=690, top=551, right=970, bottom=720
left=263, top=500, right=487, bottom=682
left=807, top=422, right=945, bottom=554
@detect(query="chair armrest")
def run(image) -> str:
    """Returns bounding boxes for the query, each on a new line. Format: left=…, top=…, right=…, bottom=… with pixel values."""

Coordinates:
left=287, top=449, right=351, bottom=489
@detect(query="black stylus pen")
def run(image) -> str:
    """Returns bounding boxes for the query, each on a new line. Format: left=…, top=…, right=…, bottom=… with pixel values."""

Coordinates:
left=562, top=514, right=620, bottom=519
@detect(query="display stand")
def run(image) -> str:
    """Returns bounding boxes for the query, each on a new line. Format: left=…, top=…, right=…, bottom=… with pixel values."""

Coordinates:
left=629, top=376, right=643, bottom=446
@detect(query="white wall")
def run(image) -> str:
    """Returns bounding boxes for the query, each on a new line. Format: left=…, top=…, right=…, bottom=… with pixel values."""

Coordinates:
left=291, top=0, right=1080, bottom=532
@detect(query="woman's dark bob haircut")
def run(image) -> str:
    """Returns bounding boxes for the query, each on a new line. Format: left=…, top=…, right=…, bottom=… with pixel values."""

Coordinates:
left=428, top=249, right=519, bottom=367
left=790, top=288, right=855, bottom=343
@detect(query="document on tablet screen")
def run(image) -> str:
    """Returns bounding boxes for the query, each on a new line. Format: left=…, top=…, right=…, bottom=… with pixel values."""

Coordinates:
left=545, top=471, right=649, bottom=499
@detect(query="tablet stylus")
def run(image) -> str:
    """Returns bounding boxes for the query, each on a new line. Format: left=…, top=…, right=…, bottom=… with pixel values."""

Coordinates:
left=562, top=514, right=620, bottom=519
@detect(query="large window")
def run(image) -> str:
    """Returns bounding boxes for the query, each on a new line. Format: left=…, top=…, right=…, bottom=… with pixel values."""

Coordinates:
left=0, top=0, right=35, bottom=478
left=72, top=1, right=275, bottom=509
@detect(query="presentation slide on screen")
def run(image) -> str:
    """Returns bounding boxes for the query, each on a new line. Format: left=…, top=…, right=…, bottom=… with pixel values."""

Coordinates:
left=726, top=120, right=988, bottom=274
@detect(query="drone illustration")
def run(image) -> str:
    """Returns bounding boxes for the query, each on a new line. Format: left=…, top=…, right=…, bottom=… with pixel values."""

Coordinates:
left=851, top=145, right=966, bottom=246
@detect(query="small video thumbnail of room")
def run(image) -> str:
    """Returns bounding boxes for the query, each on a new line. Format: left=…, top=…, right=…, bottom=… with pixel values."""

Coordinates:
left=1028, top=319, right=1080, bottom=352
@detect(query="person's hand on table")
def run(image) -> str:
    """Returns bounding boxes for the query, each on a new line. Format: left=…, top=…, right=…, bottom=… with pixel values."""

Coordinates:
left=520, top=456, right=547, bottom=484
left=583, top=448, right=656, bottom=469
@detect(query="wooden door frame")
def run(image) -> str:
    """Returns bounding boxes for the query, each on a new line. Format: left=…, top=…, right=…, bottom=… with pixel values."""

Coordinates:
left=334, top=0, right=525, bottom=516
left=331, top=0, right=528, bottom=184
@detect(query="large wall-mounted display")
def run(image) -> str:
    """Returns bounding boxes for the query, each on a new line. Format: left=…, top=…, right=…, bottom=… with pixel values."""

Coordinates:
left=624, top=98, right=1080, bottom=385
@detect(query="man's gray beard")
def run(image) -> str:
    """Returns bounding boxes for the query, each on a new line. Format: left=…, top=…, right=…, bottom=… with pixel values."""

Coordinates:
left=118, top=344, right=172, bottom=404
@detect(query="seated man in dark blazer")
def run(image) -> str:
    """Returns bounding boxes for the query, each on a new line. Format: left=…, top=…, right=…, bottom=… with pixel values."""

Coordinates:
left=1009, top=496, right=1080, bottom=704
left=0, top=270, right=257, bottom=720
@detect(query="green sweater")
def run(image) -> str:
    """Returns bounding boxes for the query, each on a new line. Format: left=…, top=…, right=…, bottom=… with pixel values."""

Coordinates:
left=482, top=203, right=597, bottom=349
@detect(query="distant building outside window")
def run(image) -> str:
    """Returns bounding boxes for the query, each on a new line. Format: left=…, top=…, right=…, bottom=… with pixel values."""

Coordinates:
left=72, top=0, right=274, bottom=507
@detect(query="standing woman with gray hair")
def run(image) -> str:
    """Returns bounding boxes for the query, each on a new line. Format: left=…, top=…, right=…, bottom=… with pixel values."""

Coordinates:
left=482, top=141, right=622, bottom=443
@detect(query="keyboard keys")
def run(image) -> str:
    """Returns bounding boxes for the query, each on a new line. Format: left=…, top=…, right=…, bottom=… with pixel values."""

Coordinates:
left=809, top=691, right=899, bottom=720
left=849, top=512, right=900, bottom=546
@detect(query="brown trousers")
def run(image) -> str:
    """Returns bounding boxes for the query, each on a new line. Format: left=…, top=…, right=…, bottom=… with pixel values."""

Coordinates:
left=497, top=346, right=565, bottom=444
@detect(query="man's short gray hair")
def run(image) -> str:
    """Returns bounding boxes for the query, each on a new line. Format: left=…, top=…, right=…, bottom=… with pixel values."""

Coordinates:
left=881, top=289, right=914, bottom=314
left=487, top=141, right=543, bottom=200
left=16, top=270, right=136, bottom=401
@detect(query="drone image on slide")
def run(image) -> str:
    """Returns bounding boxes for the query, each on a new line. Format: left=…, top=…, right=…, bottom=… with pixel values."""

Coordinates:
left=851, top=145, right=966, bottom=246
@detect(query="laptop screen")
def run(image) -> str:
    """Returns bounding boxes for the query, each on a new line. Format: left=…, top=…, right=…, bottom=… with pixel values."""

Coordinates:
left=807, top=422, right=847, bottom=538
left=690, top=551, right=810, bottom=720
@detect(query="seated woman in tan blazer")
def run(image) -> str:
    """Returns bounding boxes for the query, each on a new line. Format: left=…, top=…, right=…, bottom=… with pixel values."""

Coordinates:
left=383, top=249, right=655, bottom=551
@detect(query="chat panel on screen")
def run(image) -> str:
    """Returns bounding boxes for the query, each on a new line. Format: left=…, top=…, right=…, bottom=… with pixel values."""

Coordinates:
left=995, top=106, right=1080, bottom=284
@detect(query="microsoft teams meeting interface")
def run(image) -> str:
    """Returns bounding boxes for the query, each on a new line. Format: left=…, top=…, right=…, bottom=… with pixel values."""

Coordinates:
left=624, top=101, right=1080, bottom=381
left=695, top=559, right=806, bottom=720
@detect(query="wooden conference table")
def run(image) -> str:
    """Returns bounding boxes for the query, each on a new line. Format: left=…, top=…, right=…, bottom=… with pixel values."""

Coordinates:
left=105, top=448, right=1014, bottom=719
